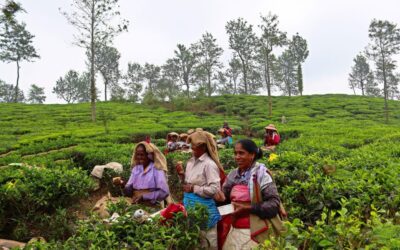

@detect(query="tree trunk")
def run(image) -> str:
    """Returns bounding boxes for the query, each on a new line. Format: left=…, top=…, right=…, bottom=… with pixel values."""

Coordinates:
left=266, top=54, right=271, bottom=97
left=297, top=64, right=303, bottom=96
left=263, top=62, right=268, bottom=91
left=104, top=79, right=108, bottom=102
left=207, top=70, right=212, bottom=97
left=90, top=0, right=96, bottom=122
left=238, top=55, right=247, bottom=94
left=360, top=79, right=364, bottom=96
left=233, top=76, right=237, bottom=95
left=266, top=54, right=272, bottom=117
left=185, top=79, right=190, bottom=98
left=383, top=72, right=389, bottom=123
left=381, top=50, right=389, bottom=123
left=241, top=62, right=247, bottom=94
left=268, top=95, right=272, bottom=117
left=14, top=60, right=20, bottom=102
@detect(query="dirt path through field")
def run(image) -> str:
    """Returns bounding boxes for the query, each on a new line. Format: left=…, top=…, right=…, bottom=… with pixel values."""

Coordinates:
left=21, top=145, right=77, bottom=159
left=0, top=150, right=15, bottom=158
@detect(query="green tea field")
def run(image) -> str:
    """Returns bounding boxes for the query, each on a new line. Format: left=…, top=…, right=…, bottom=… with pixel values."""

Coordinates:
left=1, top=94, right=400, bottom=249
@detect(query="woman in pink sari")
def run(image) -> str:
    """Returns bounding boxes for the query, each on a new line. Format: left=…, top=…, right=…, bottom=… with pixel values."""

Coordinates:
left=220, top=139, right=281, bottom=249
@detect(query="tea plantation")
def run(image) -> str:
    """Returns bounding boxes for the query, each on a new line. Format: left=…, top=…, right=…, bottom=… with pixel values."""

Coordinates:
left=1, top=94, right=400, bottom=249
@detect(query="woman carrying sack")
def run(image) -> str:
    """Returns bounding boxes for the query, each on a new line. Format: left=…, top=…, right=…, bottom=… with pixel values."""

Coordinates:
left=220, top=139, right=286, bottom=250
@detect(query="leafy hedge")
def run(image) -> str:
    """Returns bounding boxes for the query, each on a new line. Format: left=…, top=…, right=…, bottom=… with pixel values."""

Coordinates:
left=0, top=165, right=94, bottom=240
left=26, top=204, right=208, bottom=250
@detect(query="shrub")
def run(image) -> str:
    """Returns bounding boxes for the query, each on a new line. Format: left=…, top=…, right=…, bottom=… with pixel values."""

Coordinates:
left=0, top=165, right=94, bottom=240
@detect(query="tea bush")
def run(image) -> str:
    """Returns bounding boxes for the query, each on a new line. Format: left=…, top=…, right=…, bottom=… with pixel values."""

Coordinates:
left=0, top=165, right=94, bottom=240
left=1, top=94, right=400, bottom=248
left=26, top=204, right=209, bottom=250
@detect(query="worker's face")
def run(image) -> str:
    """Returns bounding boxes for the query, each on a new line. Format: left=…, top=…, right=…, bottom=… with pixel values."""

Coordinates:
left=191, top=143, right=207, bottom=158
left=171, top=136, right=178, bottom=142
left=135, top=145, right=150, bottom=167
left=234, top=143, right=255, bottom=170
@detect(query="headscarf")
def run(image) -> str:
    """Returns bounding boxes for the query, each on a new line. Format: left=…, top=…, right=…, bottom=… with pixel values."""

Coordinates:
left=187, top=131, right=223, bottom=172
left=167, top=132, right=180, bottom=141
left=131, top=141, right=168, bottom=172
left=179, top=133, right=188, bottom=141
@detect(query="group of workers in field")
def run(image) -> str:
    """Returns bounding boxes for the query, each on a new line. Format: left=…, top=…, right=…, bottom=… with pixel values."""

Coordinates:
left=110, top=123, right=283, bottom=250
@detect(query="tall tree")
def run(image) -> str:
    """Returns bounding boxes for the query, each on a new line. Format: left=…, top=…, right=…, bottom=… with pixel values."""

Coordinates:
left=348, top=53, right=373, bottom=95
left=53, top=70, right=81, bottom=104
left=109, top=84, right=126, bottom=101
left=0, top=21, right=39, bottom=102
left=172, top=44, right=198, bottom=98
left=28, top=84, right=46, bottom=103
left=217, top=71, right=232, bottom=95
left=61, top=0, right=128, bottom=121
left=365, top=73, right=380, bottom=97
left=93, top=44, right=120, bottom=101
left=225, top=56, right=241, bottom=95
left=366, top=19, right=400, bottom=122
left=194, top=32, right=223, bottom=96
left=258, top=13, right=287, bottom=115
left=226, top=18, right=257, bottom=94
left=142, top=63, right=161, bottom=94
left=276, top=50, right=298, bottom=96
left=0, top=79, right=24, bottom=102
left=289, top=33, right=309, bottom=96
left=77, top=71, right=97, bottom=103
left=123, top=62, right=143, bottom=102
left=246, top=65, right=263, bottom=94
left=159, top=60, right=181, bottom=101
left=387, top=71, right=400, bottom=100
left=53, top=70, right=95, bottom=103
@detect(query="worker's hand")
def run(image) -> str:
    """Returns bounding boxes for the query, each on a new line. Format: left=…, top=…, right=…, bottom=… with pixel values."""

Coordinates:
left=183, top=183, right=194, bottom=193
left=232, top=202, right=251, bottom=218
left=112, top=177, right=124, bottom=186
left=175, top=161, right=185, bottom=175
left=131, top=194, right=143, bottom=204
left=213, top=190, right=226, bottom=202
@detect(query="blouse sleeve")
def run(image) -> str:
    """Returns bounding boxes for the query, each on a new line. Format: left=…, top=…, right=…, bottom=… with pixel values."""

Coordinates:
left=123, top=169, right=136, bottom=197
left=222, top=172, right=235, bottom=203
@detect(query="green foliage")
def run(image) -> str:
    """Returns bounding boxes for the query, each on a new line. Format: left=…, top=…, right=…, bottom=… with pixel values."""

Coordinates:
left=0, top=165, right=94, bottom=240
left=1, top=94, right=400, bottom=248
left=27, top=84, right=46, bottom=104
left=26, top=204, right=208, bottom=250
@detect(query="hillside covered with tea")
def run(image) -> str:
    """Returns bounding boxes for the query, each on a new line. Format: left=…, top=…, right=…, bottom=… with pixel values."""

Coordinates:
left=1, top=94, right=400, bottom=249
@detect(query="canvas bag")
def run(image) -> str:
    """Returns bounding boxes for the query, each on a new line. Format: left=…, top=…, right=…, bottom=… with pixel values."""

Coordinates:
left=249, top=163, right=287, bottom=243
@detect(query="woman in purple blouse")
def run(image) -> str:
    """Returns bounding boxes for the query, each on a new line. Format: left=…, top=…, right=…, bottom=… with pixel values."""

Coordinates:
left=114, top=141, right=170, bottom=205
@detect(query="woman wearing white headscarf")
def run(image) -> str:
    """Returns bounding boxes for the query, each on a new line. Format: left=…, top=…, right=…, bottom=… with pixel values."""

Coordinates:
left=114, top=141, right=170, bottom=205
left=182, top=130, right=225, bottom=250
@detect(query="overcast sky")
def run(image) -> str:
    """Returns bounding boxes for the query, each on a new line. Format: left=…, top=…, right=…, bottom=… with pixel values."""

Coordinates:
left=1, top=0, right=400, bottom=103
